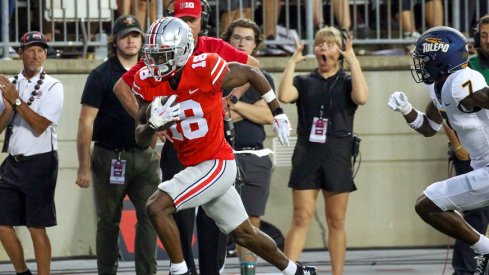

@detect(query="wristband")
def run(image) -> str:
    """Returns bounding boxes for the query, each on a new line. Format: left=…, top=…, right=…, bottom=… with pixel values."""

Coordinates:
left=272, top=107, right=284, bottom=116
left=454, top=145, right=463, bottom=151
left=427, top=117, right=442, bottom=131
left=262, top=89, right=276, bottom=103
left=407, top=109, right=424, bottom=129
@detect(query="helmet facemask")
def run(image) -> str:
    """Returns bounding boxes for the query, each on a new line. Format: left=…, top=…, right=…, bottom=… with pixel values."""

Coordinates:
left=410, top=51, right=433, bottom=84
left=144, top=46, right=185, bottom=80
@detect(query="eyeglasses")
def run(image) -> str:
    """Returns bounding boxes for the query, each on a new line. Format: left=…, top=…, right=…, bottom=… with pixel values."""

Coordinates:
left=231, top=35, right=255, bottom=43
left=315, top=42, right=337, bottom=49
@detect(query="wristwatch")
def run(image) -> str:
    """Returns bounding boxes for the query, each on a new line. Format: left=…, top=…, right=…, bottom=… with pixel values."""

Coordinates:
left=13, top=98, right=21, bottom=110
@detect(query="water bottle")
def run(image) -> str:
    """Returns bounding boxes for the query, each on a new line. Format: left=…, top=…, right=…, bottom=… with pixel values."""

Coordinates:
left=94, top=31, right=108, bottom=60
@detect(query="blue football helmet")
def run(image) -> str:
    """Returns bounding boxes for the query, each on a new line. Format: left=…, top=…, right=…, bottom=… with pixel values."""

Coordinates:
left=411, top=26, right=469, bottom=84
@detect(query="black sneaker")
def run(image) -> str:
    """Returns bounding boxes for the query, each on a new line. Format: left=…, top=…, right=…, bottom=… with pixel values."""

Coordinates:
left=295, top=262, right=317, bottom=275
left=474, top=254, right=489, bottom=275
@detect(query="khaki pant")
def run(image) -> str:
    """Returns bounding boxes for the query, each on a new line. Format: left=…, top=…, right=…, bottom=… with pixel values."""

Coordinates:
left=92, top=145, right=161, bottom=275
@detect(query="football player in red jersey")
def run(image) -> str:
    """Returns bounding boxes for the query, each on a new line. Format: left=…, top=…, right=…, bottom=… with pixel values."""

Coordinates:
left=116, top=0, right=261, bottom=272
left=113, top=1, right=260, bottom=273
left=134, top=17, right=316, bottom=275
left=113, top=0, right=258, bottom=118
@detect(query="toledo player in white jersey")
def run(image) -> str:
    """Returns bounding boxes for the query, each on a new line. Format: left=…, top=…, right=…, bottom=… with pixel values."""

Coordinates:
left=388, top=26, right=489, bottom=275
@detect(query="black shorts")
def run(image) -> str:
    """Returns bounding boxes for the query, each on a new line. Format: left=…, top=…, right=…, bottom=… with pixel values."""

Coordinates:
left=0, top=151, right=58, bottom=227
left=235, top=154, right=272, bottom=217
left=288, top=137, right=356, bottom=192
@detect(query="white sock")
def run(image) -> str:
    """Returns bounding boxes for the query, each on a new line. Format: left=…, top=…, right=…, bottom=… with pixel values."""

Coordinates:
left=170, top=261, right=188, bottom=275
left=471, top=234, right=489, bottom=255
left=282, top=260, right=297, bottom=275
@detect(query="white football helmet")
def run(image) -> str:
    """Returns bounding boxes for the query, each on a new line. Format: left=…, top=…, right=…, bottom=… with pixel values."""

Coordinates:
left=143, top=17, right=195, bottom=80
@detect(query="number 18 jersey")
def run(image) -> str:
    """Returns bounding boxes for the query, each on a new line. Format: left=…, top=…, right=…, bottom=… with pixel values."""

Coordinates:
left=133, top=53, right=234, bottom=166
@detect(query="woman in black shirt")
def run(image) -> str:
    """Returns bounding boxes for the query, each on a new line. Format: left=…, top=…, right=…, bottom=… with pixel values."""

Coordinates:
left=278, top=26, right=368, bottom=275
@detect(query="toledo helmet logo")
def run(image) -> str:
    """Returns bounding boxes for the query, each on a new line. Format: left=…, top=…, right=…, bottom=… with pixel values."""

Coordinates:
left=422, top=37, right=449, bottom=53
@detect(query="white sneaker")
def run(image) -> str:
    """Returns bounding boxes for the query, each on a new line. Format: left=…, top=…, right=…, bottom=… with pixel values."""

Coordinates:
left=403, top=31, right=421, bottom=40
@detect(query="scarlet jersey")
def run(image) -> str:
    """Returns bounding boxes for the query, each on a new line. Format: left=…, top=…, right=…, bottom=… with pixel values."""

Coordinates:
left=133, top=53, right=234, bottom=166
left=123, top=36, right=248, bottom=87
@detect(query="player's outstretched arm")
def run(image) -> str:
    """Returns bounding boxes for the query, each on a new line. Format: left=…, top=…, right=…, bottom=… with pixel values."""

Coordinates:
left=387, top=91, right=442, bottom=137
left=221, top=63, right=291, bottom=145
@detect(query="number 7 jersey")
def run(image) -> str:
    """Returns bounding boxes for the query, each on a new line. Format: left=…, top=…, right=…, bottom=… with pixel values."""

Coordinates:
left=133, top=53, right=234, bottom=166
left=427, top=67, right=489, bottom=169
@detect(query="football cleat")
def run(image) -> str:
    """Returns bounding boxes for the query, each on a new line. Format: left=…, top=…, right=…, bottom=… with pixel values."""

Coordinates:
left=295, top=261, right=317, bottom=275
left=474, top=254, right=489, bottom=275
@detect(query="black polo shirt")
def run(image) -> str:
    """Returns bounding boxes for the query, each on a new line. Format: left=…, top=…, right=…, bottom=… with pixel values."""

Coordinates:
left=293, top=69, right=357, bottom=138
left=223, top=70, right=275, bottom=149
left=81, top=57, right=138, bottom=149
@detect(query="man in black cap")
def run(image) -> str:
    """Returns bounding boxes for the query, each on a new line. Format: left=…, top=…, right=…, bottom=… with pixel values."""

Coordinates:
left=76, top=15, right=160, bottom=275
left=0, top=31, right=63, bottom=275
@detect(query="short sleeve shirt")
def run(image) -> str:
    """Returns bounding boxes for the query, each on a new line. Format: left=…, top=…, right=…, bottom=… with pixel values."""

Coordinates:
left=8, top=69, right=64, bottom=156
left=293, top=69, right=356, bottom=138
left=222, top=70, right=274, bottom=148
left=80, top=57, right=138, bottom=148
left=429, top=68, right=489, bottom=169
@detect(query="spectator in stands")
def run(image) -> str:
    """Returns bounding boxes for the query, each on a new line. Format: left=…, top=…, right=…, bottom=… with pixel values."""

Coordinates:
left=393, top=0, right=443, bottom=39
left=278, top=26, right=368, bottom=275
left=393, top=0, right=420, bottom=39
left=265, top=0, right=351, bottom=37
left=220, top=0, right=252, bottom=35
left=117, top=0, right=156, bottom=30
left=331, top=0, right=351, bottom=33
left=425, top=0, right=443, bottom=28
left=264, top=0, right=281, bottom=41
left=222, top=18, right=274, bottom=275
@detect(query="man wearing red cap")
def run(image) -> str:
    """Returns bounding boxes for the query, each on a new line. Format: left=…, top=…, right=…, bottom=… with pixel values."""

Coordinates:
left=113, top=0, right=260, bottom=274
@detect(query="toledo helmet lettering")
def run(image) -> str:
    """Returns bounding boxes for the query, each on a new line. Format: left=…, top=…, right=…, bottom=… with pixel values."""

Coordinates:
left=422, top=38, right=450, bottom=53
left=410, top=26, right=468, bottom=84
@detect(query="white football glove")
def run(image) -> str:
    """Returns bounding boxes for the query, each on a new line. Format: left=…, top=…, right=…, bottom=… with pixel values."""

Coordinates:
left=273, top=113, right=292, bottom=146
left=148, top=95, right=181, bottom=130
left=387, top=91, right=413, bottom=115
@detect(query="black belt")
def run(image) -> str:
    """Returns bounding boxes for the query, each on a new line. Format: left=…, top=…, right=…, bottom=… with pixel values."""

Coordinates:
left=9, top=151, right=54, bottom=163
left=94, top=142, right=146, bottom=152
left=234, top=145, right=264, bottom=151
